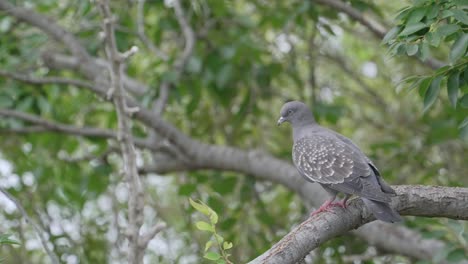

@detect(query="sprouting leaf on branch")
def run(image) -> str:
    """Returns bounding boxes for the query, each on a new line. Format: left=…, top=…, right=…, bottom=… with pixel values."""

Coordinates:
left=189, top=198, right=234, bottom=264
left=0, top=234, right=20, bottom=245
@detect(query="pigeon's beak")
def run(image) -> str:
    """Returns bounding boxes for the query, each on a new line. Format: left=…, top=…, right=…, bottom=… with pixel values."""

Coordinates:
left=277, top=116, right=286, bottom=126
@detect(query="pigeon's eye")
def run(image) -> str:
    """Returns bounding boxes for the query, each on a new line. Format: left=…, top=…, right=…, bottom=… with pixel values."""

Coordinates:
left=287, top=109, right=294, bottom=115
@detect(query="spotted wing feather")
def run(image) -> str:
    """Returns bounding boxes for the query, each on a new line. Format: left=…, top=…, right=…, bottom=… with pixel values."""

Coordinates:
left=292, top=135, right=370, bottom=184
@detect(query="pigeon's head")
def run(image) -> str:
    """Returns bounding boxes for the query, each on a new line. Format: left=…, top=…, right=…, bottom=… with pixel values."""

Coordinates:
left=277, top=101, right=315, bottom=126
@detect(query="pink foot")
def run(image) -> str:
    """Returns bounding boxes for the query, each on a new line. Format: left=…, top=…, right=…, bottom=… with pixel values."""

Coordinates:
left=310, top=200, right=339, bottom=217
left=310, top=197, right=350, bottom=217
left=332, top=200, right=347, bottom=209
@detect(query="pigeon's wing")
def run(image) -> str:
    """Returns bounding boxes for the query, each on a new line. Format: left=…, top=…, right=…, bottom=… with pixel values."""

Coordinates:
left=293, top=135, right=391, bottom=202
left=292, top=135, right=371, bottom=184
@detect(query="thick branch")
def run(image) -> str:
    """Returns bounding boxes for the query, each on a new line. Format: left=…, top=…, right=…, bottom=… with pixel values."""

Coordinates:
left=249, top=185, right=468, bottom=264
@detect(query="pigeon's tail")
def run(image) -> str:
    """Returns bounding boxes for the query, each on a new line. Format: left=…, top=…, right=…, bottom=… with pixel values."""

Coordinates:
left=362, top=198, right=402, bottom=223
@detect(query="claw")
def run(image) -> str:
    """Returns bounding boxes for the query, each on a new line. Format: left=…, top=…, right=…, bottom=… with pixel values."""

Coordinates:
left=310, top=197, right=350, bottom=217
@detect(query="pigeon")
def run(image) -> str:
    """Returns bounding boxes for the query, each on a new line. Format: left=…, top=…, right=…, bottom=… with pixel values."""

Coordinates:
left=277, top=101, right=402, bottom=223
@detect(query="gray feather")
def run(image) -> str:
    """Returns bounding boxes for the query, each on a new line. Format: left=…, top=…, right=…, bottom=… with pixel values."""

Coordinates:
left=362, top=198, right=402, bottom=223
left=279, top=101, right=402, bottom=222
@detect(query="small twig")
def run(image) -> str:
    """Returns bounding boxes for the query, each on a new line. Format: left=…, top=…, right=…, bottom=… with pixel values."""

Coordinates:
left=152, top=0, right=195, bottom=116
left=0, top=69, right=101, bottom=93
left=0, top=108, right=153, bottom=150
left=136, top=0, right=168, bottom=61
left=320, top=52, right=389, bottom=109
left=0, top=188, right=60, bottom=264
left=139, top=222, right=167, bottom=249
left=58, top=146, right=117, bottom=163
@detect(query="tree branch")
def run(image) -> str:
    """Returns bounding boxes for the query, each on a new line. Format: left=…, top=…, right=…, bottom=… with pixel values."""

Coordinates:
left=40, top=51, right=147, bottom=95
left=0, top=108, right=151, bottom=149
left=98, top=1, right=147, bottom=263
left=0, top=2, right=449, bottom=260
left=136, top=141, right=447, bottom=261
left=0, top=0, right=89, bottom=61
left=136, top=0, right=169, bottom=61
left=0, top=109, right=114, bottom=137
left=152, top=0, right=195, bottom=115
left=0, top=0, right=146, bottom=95
left=320, top=52, right=389, bottom=109
left=249, top=185, right=468, bottom=264
left=0, top=187, right=60, bottom=264
left=0, top=69, right=101, bottom=93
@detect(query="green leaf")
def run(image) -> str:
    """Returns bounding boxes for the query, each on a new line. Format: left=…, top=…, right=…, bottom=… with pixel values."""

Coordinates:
left=437, top=24, right=460, bottom=38
left=460, top=94, right=468, bottom=108
left=382, top=26, right=401, bottom=44
left=449, top=34, right=468, bottom=64
left=0, top=17, right=11, bottom=32
left=214, top=233, right=224, bottom=244
left=426, top=31, right=441, bottom=47
left=420, top=42, right=430, bottom=60
left=406, top=44, right=419, bottom=56
left=189, top=198, right=211, bottom=216
left=178, top=183, right=197, bottom=196
left=403, top=76, right=424, bottom=92
left=407, top=7, right=428, bottom=24
left=426, top=5, right=439, bottom=20
left=195, top=221, right=214, bottom=232
left=320, top=23, right=336, bottom=36
left=223, top=241, right=233, bottom=250
left=450, top=9, right=468, bottom=25
left=210, top=210, right=218, bottom=225
left=459, top=117, right=468, bottom=129
left=221, top=46, right=236, bottom=59
left=205, top=240, right=213, bottom=252
left=447, top=248, right=466, bottom=262
left=394, top=7, right=411, bottom=21
left=447, top=71, right=460, bottom=108
left=399, top=22, right=427, bottom=36
left=161, top=71, right=178, bottom=84
left=0, top=95, right=13, bottom=108
left=216, top=64, right=233, bottom=88
left=0, top=234, right=20, bottom=245
left=418, top=77, right=433, bottom=96
left=37, top=96, right=51, bottom=114
left=423, top=76, right=442, bottom=112
left=187, top=56, right=202, bottom=74
left=204, top=251, right=221, bottom=261
left=16, top=97, right=33, bottom=112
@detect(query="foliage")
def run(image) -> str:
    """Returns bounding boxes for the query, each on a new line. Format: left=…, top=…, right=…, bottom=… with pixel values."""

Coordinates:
left=384, top=0, right=468, bottom=127
left=0, top=234, right=19, bottom=246
left=0, top=0, right=466, bottom=263
left=189, top=198, right=234, bottom=264
left=0, top=234, right=19, bottom=263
